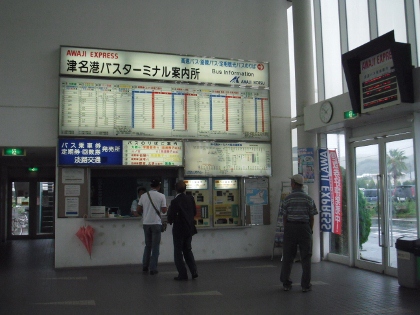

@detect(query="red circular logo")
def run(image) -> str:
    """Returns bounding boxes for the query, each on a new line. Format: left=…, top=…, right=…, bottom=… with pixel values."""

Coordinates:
left=257, top=64, right=264, bottom=70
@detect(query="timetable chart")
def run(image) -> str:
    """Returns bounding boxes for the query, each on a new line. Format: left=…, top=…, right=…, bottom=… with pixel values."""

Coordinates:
left=132, top=87, right=199, bottom=138
left=132, top=87, right=174, bottom=137
left=122, top=140, right=183, bottom=166
left=113, top=85, right=132, bottom=135
left=198, top=90, right=242, bottom=138
left=212, top=94, right=242, bottom=134
left=60, top=79, right=133, bottom=136
left=242, top=93, right=270, bottom=138
left=171, top=90, right=199, bottom=138
left=59, top=78, right=270, bottom=140
left=172, top=92, right=188, bottom=130
left=60, top=82, right=80, bottom=131
left=184, top=142, right=271, bottom=177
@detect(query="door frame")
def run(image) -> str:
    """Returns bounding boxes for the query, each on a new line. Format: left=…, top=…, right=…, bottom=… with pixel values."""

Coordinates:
left=350, top=132, right=413, bottom=276
left=7, top=178, right=55, bottom=240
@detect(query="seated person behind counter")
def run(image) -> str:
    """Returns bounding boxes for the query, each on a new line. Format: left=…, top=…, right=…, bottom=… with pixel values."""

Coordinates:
left=131, top=187, right=147, bottom=217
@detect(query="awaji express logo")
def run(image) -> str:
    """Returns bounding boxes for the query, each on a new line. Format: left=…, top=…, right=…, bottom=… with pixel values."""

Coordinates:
left=230, top=76, right=240, bottom=83
left=229, top=63, right=265, bottom=84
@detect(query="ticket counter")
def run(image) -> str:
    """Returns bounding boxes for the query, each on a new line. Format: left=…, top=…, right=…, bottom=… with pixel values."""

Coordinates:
left=57, top=167, right=178, bottom=218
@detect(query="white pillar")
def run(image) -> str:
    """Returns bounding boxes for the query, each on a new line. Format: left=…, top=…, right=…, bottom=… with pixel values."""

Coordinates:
left=292, top=0, right=321, bottom=262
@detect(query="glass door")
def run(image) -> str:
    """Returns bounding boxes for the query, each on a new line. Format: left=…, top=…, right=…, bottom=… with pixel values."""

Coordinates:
left=9, top=181, right=55, bottom=238
left=11, top=182, right=30, bottom=236
left=353, top=136, right=417, bottom=275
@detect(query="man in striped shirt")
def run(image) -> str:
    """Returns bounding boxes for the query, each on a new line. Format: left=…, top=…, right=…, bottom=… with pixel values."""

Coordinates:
left=280, top=174, right=318, bottom=292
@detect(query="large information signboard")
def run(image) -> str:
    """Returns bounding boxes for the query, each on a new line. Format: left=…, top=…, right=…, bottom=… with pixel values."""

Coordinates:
left=184, top=142, right=271, bottom=177
left=60, top=46, right=269, bottom=88
left=59, top=78, right=270, bottom=140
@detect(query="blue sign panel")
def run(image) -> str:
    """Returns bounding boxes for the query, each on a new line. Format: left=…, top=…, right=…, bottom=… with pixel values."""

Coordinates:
left=58, top=139, right=123, bottom=166
left=245, top=188, right=268, bottom=205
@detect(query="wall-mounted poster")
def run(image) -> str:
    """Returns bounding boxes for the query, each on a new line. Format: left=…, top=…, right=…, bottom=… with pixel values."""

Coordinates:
left=184, top=142, right=271, bottom=177
left=122, top=140, right=183, bottom=166
left=65, top=197, right=79, bottom=217
left=245, top=178, right=268, bottom=205
left=61, top=168, right=85, bottom=184
left=298, top=148, right=315, bottom=183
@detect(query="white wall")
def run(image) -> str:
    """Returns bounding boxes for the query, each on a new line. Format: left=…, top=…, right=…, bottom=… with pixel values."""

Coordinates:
left=1, top=0, right=292, bottom=267
left=55, top=218, right=277, bottom=268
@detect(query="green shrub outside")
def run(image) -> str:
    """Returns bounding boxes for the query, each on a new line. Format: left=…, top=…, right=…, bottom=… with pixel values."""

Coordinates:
left=358, top=189, right=371, bottom=249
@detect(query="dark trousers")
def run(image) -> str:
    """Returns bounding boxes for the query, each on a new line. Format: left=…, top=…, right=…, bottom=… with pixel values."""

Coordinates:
left=173, top=234, right=197, bottom=278
left=280, top=223, right=313, bottom=288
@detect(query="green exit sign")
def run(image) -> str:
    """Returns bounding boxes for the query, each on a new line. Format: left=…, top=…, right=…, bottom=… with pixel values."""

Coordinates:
left=28, top=167, right=39, bottom=172
left=2, top=148, right=26, bottom=156
left=344, top=110, right=358, bottom=119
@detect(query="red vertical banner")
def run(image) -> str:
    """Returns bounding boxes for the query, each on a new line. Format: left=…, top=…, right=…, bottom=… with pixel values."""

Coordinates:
left=319, top=149, right=342, bottom=235
left=329, top=150, right=342, bottom=235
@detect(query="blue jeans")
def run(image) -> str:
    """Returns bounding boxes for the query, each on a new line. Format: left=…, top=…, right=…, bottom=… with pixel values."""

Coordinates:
left=142, top=224, right=161, bottom=271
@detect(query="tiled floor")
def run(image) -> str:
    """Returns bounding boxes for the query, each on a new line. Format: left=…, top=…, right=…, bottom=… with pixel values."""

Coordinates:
left=0, top=239, right=419, bottom=315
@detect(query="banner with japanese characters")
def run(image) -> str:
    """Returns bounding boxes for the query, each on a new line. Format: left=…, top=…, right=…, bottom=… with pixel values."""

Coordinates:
left=319, top=149, right=342, bottom=235
left=60, top=46, right=269, bottom=88
left=58, top=139, right=122, bottom=166
left=58, top=139, right=183, bottom=167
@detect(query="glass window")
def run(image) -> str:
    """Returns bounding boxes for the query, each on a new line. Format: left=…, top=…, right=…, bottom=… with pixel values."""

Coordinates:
left=288, top=7, right=296, bottom=118
left=415, top=0, right=420, bottom=66
left=376, top=0, right=407, bottom=42
left=346, top=0, right=370, bottom=50
left=292, top=128, right=298, bottom=174
left=320, top=0, right=343, bottom=99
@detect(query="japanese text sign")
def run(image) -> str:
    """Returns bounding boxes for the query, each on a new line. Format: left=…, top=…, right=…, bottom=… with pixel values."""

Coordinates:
left=58, top=139, right=123, bottom=166
left=60, top=46, right=269, bottom=88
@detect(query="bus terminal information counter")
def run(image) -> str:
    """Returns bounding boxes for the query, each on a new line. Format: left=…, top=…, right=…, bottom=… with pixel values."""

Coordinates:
left=55, top=46, right=273, bottom=267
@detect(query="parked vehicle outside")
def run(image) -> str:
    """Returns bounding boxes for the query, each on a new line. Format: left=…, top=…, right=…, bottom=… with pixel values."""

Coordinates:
left=363, top=189, right=378, bottom=203
left=393, top=185, right=416, bottom=202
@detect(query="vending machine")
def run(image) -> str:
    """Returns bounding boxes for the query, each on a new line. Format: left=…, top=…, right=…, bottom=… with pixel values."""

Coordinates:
left=213, top=179, right=240, bottom=226
left=184, top=179, right=210, bottom=227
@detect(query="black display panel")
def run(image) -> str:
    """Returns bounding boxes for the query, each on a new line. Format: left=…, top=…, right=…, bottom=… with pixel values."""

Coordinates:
left=342, top=31, right=414, bottom=114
